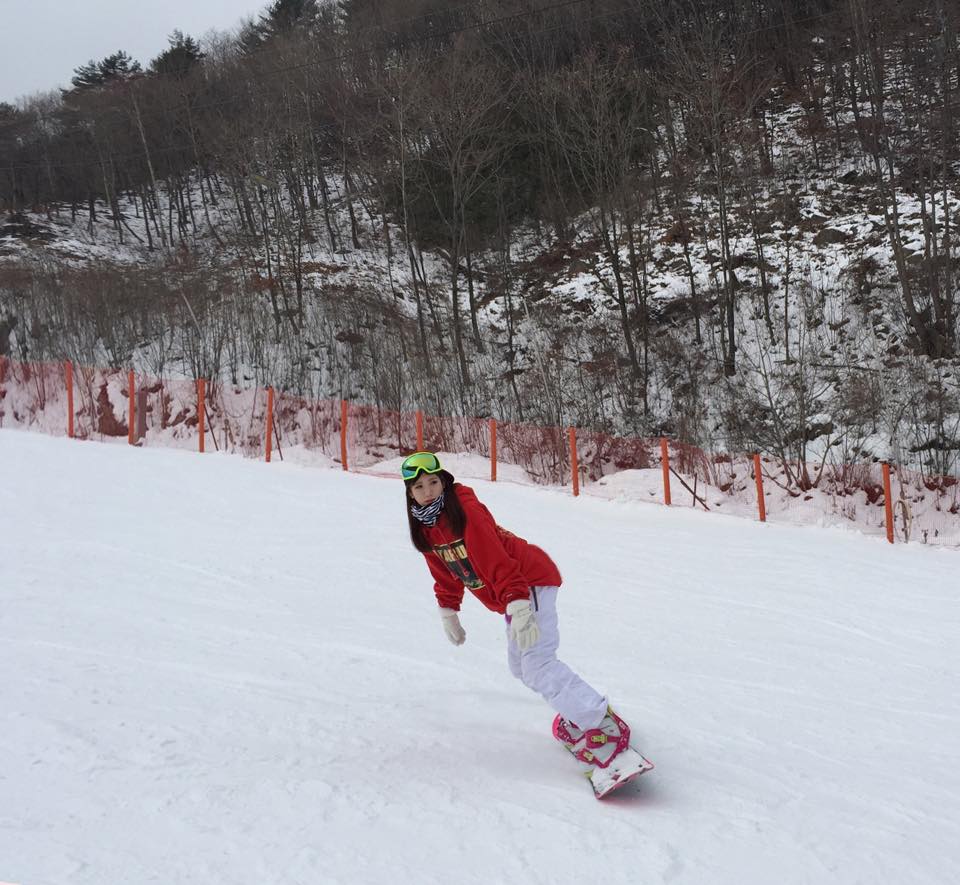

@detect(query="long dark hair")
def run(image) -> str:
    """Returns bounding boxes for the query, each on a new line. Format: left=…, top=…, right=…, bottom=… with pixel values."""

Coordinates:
left=405, top=469, right=467, bottom=552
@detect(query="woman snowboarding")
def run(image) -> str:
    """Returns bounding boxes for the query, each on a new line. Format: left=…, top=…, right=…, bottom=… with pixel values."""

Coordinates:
left=401, top=450, right=631, bottom=769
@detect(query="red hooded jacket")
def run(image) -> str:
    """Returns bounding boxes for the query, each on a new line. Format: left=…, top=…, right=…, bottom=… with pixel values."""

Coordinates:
left=419, top=483, right=562, bottom=614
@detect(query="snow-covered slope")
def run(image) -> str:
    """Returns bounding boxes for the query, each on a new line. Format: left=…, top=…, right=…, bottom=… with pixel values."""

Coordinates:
left=1, top=429, right=958, bottom=885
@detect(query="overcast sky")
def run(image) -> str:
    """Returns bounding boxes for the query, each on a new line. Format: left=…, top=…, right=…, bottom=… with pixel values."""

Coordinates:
left=1, top=0, right=266, bottom=103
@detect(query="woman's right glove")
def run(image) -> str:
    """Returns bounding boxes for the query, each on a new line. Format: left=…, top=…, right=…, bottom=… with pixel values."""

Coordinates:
left=506, top=599, right=540, bottom=650
left=439, top=608, right=466, bottom=646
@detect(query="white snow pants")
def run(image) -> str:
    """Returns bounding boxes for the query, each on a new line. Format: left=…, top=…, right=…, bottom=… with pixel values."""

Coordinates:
left=505, top=586, right=608, bottom=731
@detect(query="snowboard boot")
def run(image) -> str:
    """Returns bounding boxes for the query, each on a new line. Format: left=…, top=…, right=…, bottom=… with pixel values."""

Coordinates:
left=552, top=714, right=584, bottom=747
left=552, top=707, right=631, bottom=769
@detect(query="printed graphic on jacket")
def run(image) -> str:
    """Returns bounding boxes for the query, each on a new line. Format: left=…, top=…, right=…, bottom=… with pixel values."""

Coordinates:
left=432, top=539, right=484, bottom=590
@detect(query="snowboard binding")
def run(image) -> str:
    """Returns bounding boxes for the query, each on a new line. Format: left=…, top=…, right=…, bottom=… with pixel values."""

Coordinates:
left=552, top=707, right=631, bottom=769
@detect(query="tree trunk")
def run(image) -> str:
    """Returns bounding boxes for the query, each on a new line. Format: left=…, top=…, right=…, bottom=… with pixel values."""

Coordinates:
left=449, top=230, right=471, bottom=386
left=130, top=92, right=167, bottom=249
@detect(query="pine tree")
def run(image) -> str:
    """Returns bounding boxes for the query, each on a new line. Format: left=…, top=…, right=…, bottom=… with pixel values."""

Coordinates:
left=149, top=31, right=205, bottom=79
left=98, top=51, right=142, bottom=82
left=240, top=0, right=320, bottom=53
left=67, top=51, right=142, bottom=93
left=264, top=0, right=319, bottom=36
left=69, top=60, right=105, bottom=92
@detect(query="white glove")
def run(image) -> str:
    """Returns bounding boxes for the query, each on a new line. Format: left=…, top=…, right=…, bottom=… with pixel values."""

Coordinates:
left=506, top=599, right=540, bottom=651
left=439, top=608, right=466, bottom=646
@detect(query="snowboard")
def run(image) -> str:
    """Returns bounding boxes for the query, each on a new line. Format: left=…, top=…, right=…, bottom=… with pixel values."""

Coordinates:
left=561, top=742, right=654, bottom=798
left=553, top=710, right=654, bottom=798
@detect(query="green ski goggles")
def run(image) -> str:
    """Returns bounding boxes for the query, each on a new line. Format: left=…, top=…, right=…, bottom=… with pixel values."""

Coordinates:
left=401, top=451, right=443, bottom=480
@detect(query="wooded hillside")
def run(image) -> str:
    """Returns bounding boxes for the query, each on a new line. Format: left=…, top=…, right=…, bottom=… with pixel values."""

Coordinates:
left=1, top=0, right=959, bottom=476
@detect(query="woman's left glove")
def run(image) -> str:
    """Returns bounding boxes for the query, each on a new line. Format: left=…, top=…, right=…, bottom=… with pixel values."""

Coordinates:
left=506, top=599, right=540, bottom=651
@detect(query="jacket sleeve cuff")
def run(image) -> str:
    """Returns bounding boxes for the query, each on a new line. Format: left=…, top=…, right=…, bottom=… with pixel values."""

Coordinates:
left=502, top=591, right=530, bottom=608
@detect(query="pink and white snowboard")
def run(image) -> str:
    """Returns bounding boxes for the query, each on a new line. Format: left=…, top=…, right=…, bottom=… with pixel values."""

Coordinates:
left=554, top=710, right=654, bottom=798
left=573, top=745, right=654, bottom=798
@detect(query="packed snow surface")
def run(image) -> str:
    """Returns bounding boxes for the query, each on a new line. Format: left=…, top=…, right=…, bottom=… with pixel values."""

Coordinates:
left=2, top=429, right=958, bottom=885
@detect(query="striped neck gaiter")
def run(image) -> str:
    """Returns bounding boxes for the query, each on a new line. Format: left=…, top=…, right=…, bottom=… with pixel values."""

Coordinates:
left=411, top=491, right=446, bottom=526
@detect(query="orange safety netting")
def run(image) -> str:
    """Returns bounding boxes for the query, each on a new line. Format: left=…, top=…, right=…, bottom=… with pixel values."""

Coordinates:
left=2, top=356, right=957, bottom=545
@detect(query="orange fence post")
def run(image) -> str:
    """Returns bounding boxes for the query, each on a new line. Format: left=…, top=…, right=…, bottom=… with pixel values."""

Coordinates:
left=416, top=410, right=424, bottom=450
left=197, top=378, right=206, bottom=453
left=265, top=387, right=274, bottom=463
left=882, top=462, right=894, bottom=544
left=753, top=453, right=766, bottom=522
left=660, top=437, right=672, bottom=506
left=65, top=361, right=75, bottom=439
left=128, top=370, right=136, bottom=446
left=340, top=399, right=349, bottom=471
left=569, top=427, right=580, bottom=497
left=490, top=419, right=498, bottom=482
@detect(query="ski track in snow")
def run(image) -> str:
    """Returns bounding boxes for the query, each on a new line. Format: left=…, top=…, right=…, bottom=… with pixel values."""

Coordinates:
left=1, top=429, right=959, bottom=885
